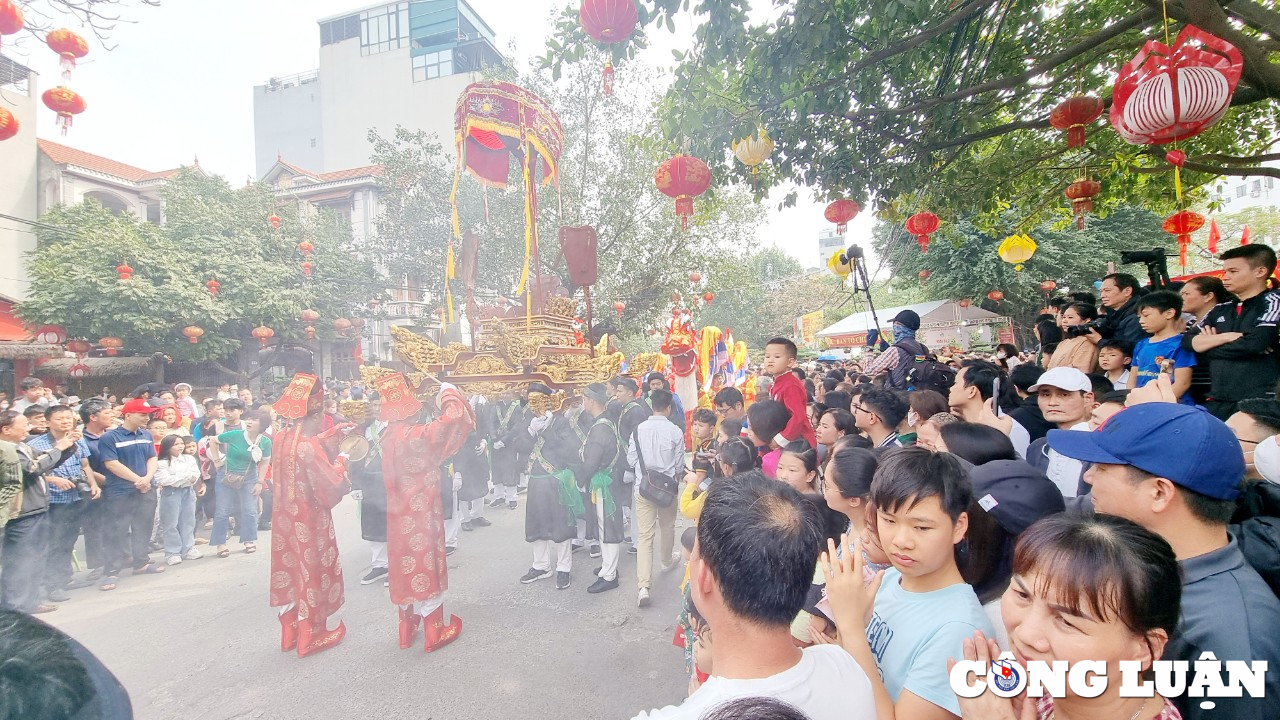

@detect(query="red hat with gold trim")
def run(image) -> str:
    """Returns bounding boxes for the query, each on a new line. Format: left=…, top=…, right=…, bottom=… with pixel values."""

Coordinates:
left=375, top=372, right=422, bottom=422
left=274, top=373, right=322, bottom=421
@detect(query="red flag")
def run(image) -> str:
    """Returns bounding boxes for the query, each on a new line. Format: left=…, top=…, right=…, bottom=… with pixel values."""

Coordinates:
left=1242, top=225, right=1252, bottom=245
left=1208, top=220, right=1221, bottom=254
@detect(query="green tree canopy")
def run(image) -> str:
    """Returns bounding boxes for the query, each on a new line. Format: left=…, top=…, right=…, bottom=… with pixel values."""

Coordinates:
left=19, top=171, right=378, bottom=367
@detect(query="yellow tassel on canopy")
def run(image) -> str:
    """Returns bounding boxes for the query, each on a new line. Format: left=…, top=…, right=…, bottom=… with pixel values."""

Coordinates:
left=445, top=241, right=456, bottom=323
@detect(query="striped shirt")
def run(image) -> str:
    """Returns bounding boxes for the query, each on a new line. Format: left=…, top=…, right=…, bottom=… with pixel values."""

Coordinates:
left=27, top=433, right=89, bottom=504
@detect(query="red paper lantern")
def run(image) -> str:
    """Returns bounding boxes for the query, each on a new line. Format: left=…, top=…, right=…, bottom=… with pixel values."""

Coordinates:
left=1111, top=25, right=1243, bottom=145
left=579, top=0, right=638, bottom=96
left=689, top=272, right=702, bottom=284
left=0, top=0, right=23, bottom=44
left=68, top=362, right=91, bottom=380
left=116, top=262, right=133, bottom=281
left=182, top=326, right=204, bottom=344
left=905, top=212, right=940, bottom=253
left=351, top=317, right=366, bottom=329
left=655, top=155, right=712, bottom=231
left=269, top=214, right=281, bottom=230
left=297, top=240, right=313, bottom=256
left=65, top=338, right=92, bottom=356
left=305, top=326, right=316, bottom=341
left=98, top=337, right=123, bottom=356
left=958, top=298, right=972, bottom=308
left=1049, top=95, right=1104, bottom=149
left=703, top=292, right=714, bottom=305
left=333, top=318, right=352, bottom=333
left=46, top=28, right=88, bottom=80
left=612, top=301, right=626, bottom=317
left=250, top=325, right=275, bottom=349
left=205, top=279, right=220, bottom=296
left=35, top=325, right=66, bottom=345
left=1040, top=280, right=1058, bottom=293
left=824, top=199, right=860, bottom=235
left=42, top=86, right=85, bottom=135
left=918, top=270, right=931, bottom=281
left=1064, top=179, right=1102, bottom=230
left=0, top=106, right=17, bottom=142
left=301, top=261, right=314, bottom=278
left=987, top=291, right=1004, bottom=302
left=300, top=309, right=321, bottom=325
left=1163, top=210, right=1205, bottom=267
left=670, top=292, right=682, bottom=304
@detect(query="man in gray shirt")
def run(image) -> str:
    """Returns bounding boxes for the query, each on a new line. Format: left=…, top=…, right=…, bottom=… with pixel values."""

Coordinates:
left=1049, top=403, right=1280, bottom=720
left=626, top=389, right=684, bottom=610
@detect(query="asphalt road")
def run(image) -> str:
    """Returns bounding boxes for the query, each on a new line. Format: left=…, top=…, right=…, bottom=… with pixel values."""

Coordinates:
left=42, top=495, right=691, bottom=720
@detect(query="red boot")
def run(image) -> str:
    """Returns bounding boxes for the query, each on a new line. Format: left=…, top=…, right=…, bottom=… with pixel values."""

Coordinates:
left=423, top=605, right=462, bottom=653
left=278, top=607, right=299, bottom=652
left=398, top=607, right=422, bottom=650
left=297, top=618, right=346, bottom=658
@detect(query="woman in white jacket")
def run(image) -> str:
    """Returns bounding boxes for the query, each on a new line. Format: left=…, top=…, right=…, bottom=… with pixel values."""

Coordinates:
left=156, top=433, right=204, bottom=565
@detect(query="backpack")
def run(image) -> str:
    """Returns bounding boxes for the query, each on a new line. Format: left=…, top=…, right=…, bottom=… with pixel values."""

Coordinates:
left=901, top=345, right=957, bottom=395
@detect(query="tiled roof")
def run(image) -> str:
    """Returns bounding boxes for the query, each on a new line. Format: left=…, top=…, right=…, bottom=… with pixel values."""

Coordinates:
left=37, top=139, right=182, bottom=184
left=271, top=156, right=384, bottom=183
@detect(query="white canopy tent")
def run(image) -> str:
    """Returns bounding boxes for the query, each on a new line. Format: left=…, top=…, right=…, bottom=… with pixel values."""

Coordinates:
left=816, top=300, right=1012, bottom=351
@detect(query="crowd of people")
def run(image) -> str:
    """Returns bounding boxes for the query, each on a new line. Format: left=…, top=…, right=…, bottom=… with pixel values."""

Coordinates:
left=5, top=244, right=1280, bottom=720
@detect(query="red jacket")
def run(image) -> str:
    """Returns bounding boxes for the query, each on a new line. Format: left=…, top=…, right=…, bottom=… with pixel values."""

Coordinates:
left=769, top=372, right=815, bottom=450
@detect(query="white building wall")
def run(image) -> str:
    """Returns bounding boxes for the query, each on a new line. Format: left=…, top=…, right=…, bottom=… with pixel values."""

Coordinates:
left=253, top=74, right=324, bottom=178
left=818, top=228, right=845, bottom=268
left=0, top=64, right=40, bottom=300
left=1215, top=164, right=1280, bottom=213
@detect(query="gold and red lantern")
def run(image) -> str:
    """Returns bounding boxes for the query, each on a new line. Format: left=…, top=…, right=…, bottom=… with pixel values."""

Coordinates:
left=42, top=86, right=85, bottom=135
left=824, top=199, right=860, bottom=235
left=1111, top=25, right=1243, bottom=146
left=301, top=261, right=314, bottom=278
left=1040, top=280, right=1058, bottom=293
left=655, top=155, right=712, bottom=231
left=250, top=325, right=275, bottom=349
left=116, top=262, right=133, bottom=281
left=987, top=291, right=1005, bottom=302
left=333, top=318, right=352, bottom=334
left=918, top=270, right=931, bottom=281
left=182, top=325, right=204, bottom=344
left=958, top=298, right=972, bottom=308
left=670, top=292, right=682, bottom=304
left=35, top=325, right=66, bottom=345
left=703, top=292, right=714, bottom=305
left=46, top=28, right=88, bottom=80
left=905, top=211, right=940, bottom=253
left=612, top=301, right=625, bottom=317
left=65, top=338, right=92, bottom=357
left=0, top=106, right=17, bottom=142
left=351, top=317, right=366, bottom=330
left=0, top=0, right=23, bottom=49
left=1049, top=95, right=1104, bottom=149
left=689, top=272, right=702, bottom=284
left=269, top=214, right=281, bottom=230
left=579, top=0, right=638, bottom=95
left=68, top=363, right=91, bottom=380
left=1064, top=179, right=1102, bottom=229
left=98, top=336, right=123, bottom=356
left=297, top=240, right=313, bottom=256
left=300, top=309, right=320, bottom=341
left=1163, top=210, right=1205, bottom=267
left=205, top=278, right=220, bottom=296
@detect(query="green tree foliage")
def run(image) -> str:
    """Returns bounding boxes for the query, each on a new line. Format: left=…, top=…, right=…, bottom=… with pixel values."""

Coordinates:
left=545, top=0, right=1280, bottom=230
left=19, top=171, right=378, bottom=366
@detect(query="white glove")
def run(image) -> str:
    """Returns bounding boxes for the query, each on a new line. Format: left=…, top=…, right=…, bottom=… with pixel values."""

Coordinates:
left=529, top=415, right=551, bottom=436
left=493, top=440, right=505, bottom=451
left=476, top=439, right=487, bottom=455
left=452, top=472, right=463, bottom=492
left=350, top=489, right=364, bottom=501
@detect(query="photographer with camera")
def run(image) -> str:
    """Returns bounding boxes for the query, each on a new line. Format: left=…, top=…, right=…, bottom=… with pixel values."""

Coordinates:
left=1046, top=302, right=1100, bottom=374
left=1082, top=273, right=1148, bottom=348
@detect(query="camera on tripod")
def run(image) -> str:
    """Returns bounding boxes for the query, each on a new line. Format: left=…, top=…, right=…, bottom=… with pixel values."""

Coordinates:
left=1120, top=247, right=1172, bottom=289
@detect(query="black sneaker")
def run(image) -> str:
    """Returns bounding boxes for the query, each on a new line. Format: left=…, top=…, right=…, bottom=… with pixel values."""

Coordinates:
left=360, top=567, right=389, bottom=585
left=445, top=546, right=458, bottom=556
left=570, top=542, right=585, bottom=554
left=627, top=546, right=638, bottom=555
left=487, top=497, right=505, bottom=508
left=555, top=571, right=571, bottom=590
left=461, top=521, right=474, bottom=532
left=588, top=544, right=602, bottom=558
left=471, top=517, right=492, bottom=527
left=45, top=587, right=71, bottom=602
left=587, top=576, right=619, bottom=594
left=520, top=568, right=552, bottom=584
left=508, top=501, right=518, bottom=510
left=517, top=485, right=528, bottom=495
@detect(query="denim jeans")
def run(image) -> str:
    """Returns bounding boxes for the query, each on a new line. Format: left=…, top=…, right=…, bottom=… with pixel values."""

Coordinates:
left=158, top=486, right=197, bottom=557
left=1, top=512, right=49, bottom=612
left=43, top=500, right=85, bottom=590
left=211, top=466, right=259, bottom=547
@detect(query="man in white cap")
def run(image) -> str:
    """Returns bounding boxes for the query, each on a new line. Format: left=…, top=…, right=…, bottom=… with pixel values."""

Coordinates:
left=1023, top=366, right=1095, bottom=498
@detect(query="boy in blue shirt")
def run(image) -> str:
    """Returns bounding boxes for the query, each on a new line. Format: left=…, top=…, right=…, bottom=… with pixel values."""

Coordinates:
left=863, top=447, right=993, bottom=719
left=1128, top=290, right=1196, bottom=405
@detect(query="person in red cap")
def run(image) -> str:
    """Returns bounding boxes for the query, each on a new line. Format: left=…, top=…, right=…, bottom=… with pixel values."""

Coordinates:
left=373, top=373, right=474, bottom=651
left=268, top=373, right=352, bottom=658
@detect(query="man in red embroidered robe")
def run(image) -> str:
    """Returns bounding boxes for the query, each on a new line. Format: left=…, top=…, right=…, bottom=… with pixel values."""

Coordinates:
left=269, top=373, right=352, bottom=658
left=376, top=374, right=475, bottom=651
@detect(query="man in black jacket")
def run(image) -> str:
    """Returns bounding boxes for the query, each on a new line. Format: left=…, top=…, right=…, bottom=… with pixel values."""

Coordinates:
left=1088, top=272, right=1147, bottom=348
left=1182, top=244, right=1280, bottom=420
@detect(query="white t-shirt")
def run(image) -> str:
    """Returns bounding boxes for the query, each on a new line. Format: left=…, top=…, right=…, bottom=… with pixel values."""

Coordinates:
left=1008, top=417, right=1030, bottom=459
left=632, top=645, right=875, bottom=720
left=1046, top=422, right=1090, bottom=498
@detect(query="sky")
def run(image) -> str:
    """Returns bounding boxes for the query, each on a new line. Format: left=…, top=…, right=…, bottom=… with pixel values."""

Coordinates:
left=6, top=0, right=875, bottom=269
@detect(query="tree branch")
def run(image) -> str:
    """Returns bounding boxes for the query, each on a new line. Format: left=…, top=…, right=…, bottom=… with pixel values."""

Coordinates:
left=1190, top=151, right=1280, bottom=165
left=1134, top=147, right=1280, bottom=178
left=842, top=9, right=1158, bottom=122
left=1224, top=0, right=1280, bottom=40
